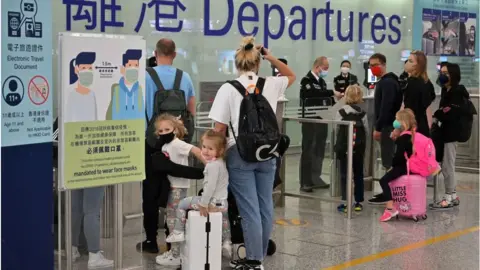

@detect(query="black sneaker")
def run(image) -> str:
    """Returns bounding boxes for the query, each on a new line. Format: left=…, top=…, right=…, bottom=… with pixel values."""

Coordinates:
left=300, top=185, right=313, bottom=192
left=230, top=259, right=247, bottom=268
left=368, top=195, right=388, bottom=205
left=232, top=259, right=263, bottom=270
left=312, top=178, right=330, bottom=189
left=136, top=240, right=159, bottom=254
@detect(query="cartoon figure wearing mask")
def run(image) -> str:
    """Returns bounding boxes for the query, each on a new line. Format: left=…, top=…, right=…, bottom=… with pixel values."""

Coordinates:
left=106, top=49, right=144, bottom=120
left=66, top=52, right=98, bottom=122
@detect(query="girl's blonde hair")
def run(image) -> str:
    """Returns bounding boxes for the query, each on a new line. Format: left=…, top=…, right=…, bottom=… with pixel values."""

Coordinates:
left=396, top=108, right=417, bottom=131
left=344, top=85, right=364, bottom=105
left=409, top=50, right=429, bottom=83
left=396, top=108, right=417, bottom=152
left=201, top=130, right=227, bottom=158
left=154, top=113, right=187, bottom=140
left=234, top=36, right=262, bottom=73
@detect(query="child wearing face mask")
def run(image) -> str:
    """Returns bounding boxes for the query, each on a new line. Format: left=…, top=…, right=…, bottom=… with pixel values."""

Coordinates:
left=379, top=109, right=416, bottom=222
left=154, top=113, right=206, bottom=266
left=165, top=130, right=232, bottom=258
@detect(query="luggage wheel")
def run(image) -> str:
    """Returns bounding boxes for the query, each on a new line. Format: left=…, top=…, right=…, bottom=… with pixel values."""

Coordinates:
left=422, top=214, right=427, bottom=220
left=267, top=239, right=276, bottom=256
left=236, top=244, right=246, bottom=259
left=413, top=216, right=419, bottom=222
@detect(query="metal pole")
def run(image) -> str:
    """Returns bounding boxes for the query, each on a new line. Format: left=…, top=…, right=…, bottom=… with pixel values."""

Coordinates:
left=279, top=118, right=287, bottom=207
left=346, top=122, right=354, bottom=219
left=65, top=190, right=72, bottom=270
left=57, top=190, right=62, bottom=270
left=114, top=184, right=124, bottom=268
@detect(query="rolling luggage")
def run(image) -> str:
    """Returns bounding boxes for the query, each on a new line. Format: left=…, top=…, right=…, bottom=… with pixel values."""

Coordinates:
left=388, top=174, right=428, bottom=222
left=180, top=211, right=222, bottom=270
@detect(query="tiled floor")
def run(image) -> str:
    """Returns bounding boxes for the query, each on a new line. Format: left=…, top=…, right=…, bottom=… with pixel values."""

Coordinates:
left=55, top=166, right=479, bottom=270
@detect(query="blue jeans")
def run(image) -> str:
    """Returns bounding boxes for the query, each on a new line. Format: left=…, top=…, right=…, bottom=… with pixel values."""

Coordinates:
left=71, top=187, right=105, bottom=253
left=226, top=146, right=276, bottom=261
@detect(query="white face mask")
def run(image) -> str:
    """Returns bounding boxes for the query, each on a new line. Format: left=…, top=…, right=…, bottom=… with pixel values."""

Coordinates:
left=341, top=67, right=350, bottom=74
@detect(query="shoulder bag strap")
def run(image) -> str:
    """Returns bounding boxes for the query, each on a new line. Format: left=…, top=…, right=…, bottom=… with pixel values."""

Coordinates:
left=338, top=109, right=348, bottom=118
left=146, top=67, right=165, bottom=91
left=173, top=69, right=183, bottom=90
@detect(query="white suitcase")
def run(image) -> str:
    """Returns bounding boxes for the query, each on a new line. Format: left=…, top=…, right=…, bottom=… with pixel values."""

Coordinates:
left=181, top=211, right=222, bottom=270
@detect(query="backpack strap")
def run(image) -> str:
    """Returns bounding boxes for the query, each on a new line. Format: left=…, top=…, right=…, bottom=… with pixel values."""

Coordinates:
left=338, top=109, right=348, bottom=118
left=146, top=67, right=165, bottom=91
left=227, top=80, right=247, bottom=96
left=173, top=69, right=183, bottom=90
left=255, top=77, right=266, bottom=95
left=137, top=86, right=143, bottom=111
left=114, top=85, right=119, bottom=113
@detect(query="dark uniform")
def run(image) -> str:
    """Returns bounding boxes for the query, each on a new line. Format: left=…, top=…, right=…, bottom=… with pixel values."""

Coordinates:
left=333, top=73, right=359, bottom=93
left=299, top=71, right=334, bottom=190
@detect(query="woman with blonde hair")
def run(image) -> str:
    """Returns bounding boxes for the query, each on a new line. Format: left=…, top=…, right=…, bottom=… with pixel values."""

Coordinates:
left=208, top=36, right=295, bottom=270
left=401, top=50, right=435, bottom=136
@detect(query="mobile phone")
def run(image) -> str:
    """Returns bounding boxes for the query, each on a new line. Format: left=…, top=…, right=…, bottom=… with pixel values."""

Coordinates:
left=260, top=47, right=266, bottom=56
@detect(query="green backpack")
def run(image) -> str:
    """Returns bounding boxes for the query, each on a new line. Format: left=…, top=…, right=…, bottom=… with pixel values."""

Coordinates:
left=105, top=84, right=143, bottom=120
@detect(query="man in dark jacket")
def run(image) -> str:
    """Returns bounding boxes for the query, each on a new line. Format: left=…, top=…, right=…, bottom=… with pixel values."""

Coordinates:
left=299, top=56, right=342, bottom=192
left=333, top=60, right=359, bottom=93
left=368, top=53, right=403, bottom=204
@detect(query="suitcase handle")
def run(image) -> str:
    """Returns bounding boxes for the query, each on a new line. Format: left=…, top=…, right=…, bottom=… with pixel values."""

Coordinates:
left=205, top=213, right=210, bottom=270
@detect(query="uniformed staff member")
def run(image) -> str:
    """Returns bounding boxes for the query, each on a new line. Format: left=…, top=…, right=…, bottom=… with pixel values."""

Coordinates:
left=299, top=56, right=342, bottom=192
left=333, top=60, right=359, bottom=93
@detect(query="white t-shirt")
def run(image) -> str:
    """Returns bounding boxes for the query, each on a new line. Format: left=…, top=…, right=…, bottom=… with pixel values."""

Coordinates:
left=161, top=138, right=194, bottom=188
left=208, top=72, right=289, bottom=147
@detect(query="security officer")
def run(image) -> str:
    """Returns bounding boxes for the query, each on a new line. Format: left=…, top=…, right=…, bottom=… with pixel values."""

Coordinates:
left=299, top=56, right=342, bottom=192
left=333, top=60, right=359, bottom=93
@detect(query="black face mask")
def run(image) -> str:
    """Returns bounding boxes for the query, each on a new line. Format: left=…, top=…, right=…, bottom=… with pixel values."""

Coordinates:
left=154, top=132, right=175, bottom=149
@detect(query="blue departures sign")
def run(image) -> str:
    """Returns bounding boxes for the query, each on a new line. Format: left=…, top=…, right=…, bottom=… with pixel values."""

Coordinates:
left=63, top=0, right=403, bottom=48
left=2, top=0, right=53, bottom=147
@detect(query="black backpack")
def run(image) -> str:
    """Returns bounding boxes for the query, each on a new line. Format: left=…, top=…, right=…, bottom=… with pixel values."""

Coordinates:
left=145, top=67, right=194, bottom=146
left=457, top=97, right=477, bottom=143
left=228, top=78, right=281, bottom=162
left=334, top=105, right=366, bottom=158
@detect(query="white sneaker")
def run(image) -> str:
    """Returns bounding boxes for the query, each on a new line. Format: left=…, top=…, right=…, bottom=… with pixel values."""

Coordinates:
left=222, top=241, right=232, bottom=258
left=156, top=250, right=181, bottom=266
left=72, top=246, right=81, bottom=262
left=88, top=251, right=114, bottom=269
left=53, top=247, right=81, bottom=262
left=165, top=230, right=185, bottom=243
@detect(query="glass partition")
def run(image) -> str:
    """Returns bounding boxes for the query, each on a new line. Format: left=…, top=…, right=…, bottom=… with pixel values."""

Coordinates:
left=280, top=117, right=356, bottom=218
left=54, top=183, right=144, bottom=270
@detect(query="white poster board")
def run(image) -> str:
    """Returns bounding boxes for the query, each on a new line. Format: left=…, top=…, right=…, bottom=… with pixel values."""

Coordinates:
left=58, top=33, right=146, bottom=190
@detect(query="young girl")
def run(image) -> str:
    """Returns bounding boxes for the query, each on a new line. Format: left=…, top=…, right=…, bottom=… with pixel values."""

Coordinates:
left=335, top=85, right=368, bottom=213
left=154, top=114, right=205, bottom=267
left=164, top=130, right=232, bottom=257
left=379, top=109, right=416, bottom=222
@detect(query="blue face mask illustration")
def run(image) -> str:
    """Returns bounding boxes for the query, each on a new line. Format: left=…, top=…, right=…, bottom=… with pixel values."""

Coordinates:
left=393, top=120, right=402, bottom=129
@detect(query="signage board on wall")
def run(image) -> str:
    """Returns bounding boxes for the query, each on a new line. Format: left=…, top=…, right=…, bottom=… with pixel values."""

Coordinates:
left=1, top=0, right=53, bottom=146
left=413, top=0, right=479, bottom=89
left=58, top=33, right=146, bottom=190
left=61, top=0, right=404, bottom=48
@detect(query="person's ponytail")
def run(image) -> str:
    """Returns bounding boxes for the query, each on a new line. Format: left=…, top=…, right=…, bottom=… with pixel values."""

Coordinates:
left=235, top=36, right=261, bottom=73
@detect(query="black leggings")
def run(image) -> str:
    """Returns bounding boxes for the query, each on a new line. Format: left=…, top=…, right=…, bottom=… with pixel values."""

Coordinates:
left=380, top=167, right=407, bottom=201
